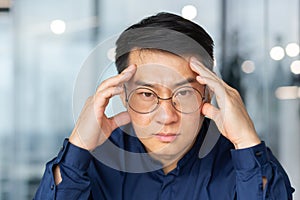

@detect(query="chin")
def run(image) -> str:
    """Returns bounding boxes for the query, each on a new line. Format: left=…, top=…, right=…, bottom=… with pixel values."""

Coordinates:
left=149, top=144, right=189, bottom=161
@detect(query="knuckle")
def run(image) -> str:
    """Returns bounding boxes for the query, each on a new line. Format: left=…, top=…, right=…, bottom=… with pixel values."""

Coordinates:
left=100, top=79, right=109, bottom=87
left=87, top=96, right=94, bottom=102
left=232, top=88, right=239, bottom=94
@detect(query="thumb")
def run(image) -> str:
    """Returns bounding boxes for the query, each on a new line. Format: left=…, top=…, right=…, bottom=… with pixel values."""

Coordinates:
left=110, top=111, right=131, bottom=129
left=201, top=103, right=220, bottom=121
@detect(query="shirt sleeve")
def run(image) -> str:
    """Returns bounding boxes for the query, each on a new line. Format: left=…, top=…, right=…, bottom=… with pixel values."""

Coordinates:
left=33, top=138, right=93, bottom=200
left=231, top=142, right=295, bottom=200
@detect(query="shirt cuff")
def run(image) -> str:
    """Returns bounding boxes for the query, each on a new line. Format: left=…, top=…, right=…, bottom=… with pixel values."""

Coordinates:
left=55, top=138, right=93, bottom=171
left=231, top=141, right=269, bottom=170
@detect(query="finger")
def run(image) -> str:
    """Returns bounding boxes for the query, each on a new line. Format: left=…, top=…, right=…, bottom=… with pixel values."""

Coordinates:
left=109, top=111, right=131, bottom=130
left=96, top=64, right=136, bottom=93
left=196, top=76, right=224, bottom=96
left=197, top=76, right=228, bottom=110
left=94, top=86, right=124, bottom=118
left=205, top=86, right=215, bottom=102
left=201, top=103, right=220, bottom=121
left=190, top=57, right=219, bottom=80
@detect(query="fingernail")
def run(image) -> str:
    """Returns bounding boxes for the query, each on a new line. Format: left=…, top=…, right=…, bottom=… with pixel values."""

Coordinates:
left=122, top=71, right=131, bottom=79
left=124, top=65, right=136, bottom=72
left=190, top=58, right=199, bottom=69
left=121, top=65, right=135, bottom=78
left=190, top=57, right=197, bottom=64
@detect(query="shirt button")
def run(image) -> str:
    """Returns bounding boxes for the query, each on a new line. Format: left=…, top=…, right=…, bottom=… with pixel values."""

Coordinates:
left=51, top=184, right=55, bottom=190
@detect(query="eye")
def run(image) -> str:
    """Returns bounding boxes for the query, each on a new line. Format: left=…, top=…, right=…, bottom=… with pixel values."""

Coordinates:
left=177, top=90, right=189, bottom=96
left=141, top=92, right=154, bottom=98
left=134, top=88, right=157, bottom=101
left=176, top=89, right=194, bottom=97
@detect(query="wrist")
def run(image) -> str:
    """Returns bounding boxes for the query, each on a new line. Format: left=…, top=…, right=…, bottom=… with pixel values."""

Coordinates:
left=69, top=129, right=88, bottom=150
left=233, top=136, right=261, bottom=149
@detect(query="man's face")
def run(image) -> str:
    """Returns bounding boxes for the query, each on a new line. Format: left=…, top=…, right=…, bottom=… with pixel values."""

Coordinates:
left=124, top=50, right=206, bottom=164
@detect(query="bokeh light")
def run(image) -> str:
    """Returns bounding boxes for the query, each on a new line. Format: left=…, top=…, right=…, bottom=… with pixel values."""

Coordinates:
left=181, top=5, right=197, bottom=20
left=241, top=60, right=255, bottom=74
left=290, top=60, right=300, bottom=75
left=107, top=47, right=116, bottom=62
left=275, top=86, right=299, bottom=100
left=50, top=19, right=66, bottom=35
left=285, top=43, right=300, bottom=57
left=270, top=46, right=285, bottom=61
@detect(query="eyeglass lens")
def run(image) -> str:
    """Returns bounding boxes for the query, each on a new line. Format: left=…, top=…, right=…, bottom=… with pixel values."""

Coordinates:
left=127, top=87, right=204, bottom=114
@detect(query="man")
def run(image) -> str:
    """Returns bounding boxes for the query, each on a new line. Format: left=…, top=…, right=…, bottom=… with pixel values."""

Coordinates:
left=34, top=12, right=294, bottom=199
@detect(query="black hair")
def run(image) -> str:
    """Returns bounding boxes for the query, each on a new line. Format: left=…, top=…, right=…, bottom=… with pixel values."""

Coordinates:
left=115, top=12, right=214, bottom=73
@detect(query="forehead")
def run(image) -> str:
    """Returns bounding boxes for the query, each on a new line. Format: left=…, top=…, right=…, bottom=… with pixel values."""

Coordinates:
left=128, top=49, right=189, bottom=68
left=128, top=50, right=198, bottom=88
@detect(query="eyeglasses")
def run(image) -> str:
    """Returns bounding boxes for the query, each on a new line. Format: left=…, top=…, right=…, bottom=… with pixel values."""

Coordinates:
left=124, top=86, right=205, bottom=114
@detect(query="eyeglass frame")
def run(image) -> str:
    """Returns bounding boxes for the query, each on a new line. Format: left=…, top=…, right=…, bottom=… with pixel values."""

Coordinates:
left=123, top=85, right=206, bottom=114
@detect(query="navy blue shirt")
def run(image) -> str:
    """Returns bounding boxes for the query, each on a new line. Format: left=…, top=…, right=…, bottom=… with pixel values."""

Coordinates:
left=34, top=119, right=294, bottom=199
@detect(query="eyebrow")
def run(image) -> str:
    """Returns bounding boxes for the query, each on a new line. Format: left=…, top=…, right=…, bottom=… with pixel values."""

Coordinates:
left=134, top=77, right=197, bottom=88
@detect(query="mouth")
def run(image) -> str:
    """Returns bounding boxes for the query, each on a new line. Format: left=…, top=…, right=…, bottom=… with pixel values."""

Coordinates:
left=153, top=133, right=180, bottom=143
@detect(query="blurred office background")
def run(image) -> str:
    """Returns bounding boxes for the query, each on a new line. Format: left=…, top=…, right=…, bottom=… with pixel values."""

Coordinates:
left=0, top=0, right=299, bottom=199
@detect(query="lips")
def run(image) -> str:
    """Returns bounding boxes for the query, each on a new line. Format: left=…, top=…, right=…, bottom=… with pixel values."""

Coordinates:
left=153, top=133, right=180, bottom=143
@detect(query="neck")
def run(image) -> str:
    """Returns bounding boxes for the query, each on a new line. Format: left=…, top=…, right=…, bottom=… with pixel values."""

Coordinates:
left=147, top=152, right=181, bottom=174
left=147, top=138, right=197, bottom=175
left=162, top=160, right=179, bottom=174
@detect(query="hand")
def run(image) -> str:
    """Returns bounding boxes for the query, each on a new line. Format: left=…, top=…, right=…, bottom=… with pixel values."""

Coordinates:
left=190, top=57, right=261, bottom=149
left=69, top=65, right=137, bottom=150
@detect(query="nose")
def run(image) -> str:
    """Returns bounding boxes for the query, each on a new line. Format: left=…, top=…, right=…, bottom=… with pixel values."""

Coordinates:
left=155, top=99, right=179, bottom=125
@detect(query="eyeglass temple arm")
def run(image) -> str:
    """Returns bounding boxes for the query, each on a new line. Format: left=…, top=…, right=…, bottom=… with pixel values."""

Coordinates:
left=123, top=84, right=129, bottom=102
